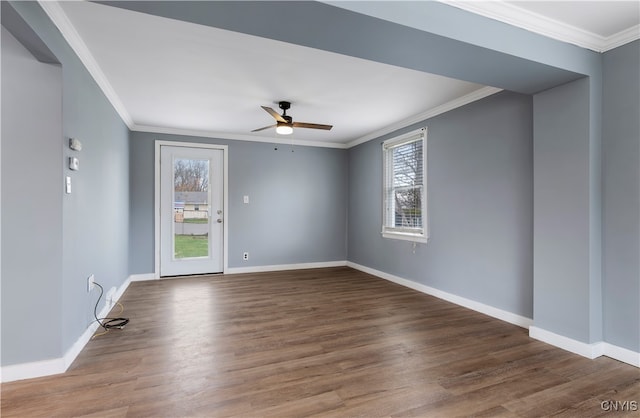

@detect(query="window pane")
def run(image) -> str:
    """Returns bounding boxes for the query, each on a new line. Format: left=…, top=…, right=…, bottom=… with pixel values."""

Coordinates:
left=393, top=140, right=423, bottom=188
left=392, top=139, right=423, bottom=229
left=382, top=128, right=427, bottom=241
left=394, top=186, right=422, bottom=228
left=173, top=158, right=210, bottom=259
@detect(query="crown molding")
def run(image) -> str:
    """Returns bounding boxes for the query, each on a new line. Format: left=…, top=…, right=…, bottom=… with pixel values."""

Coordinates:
left=132, top=124, right=349, bottom=149
left=135, top=86, right=501, bottom=150
left=38, top=0, right=134, bottom=128
left=347, top=86, right=502, bottom=149
left=603, top=24, right=640, bottom=52
left=440, top=1, right=639, bottom=53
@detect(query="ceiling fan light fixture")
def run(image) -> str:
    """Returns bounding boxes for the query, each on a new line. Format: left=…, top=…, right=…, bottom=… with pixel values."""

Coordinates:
left=276, top=122, right=293, bottom=135
left=252, top=102, right=332, bottom=134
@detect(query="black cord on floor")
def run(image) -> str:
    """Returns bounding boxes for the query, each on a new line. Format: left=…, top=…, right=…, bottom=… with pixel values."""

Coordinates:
left=93, top=282, right=130, bottom=330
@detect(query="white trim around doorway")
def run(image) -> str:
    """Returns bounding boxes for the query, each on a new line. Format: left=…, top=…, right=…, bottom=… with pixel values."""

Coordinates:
left=154, top=140, right=229, bottom=277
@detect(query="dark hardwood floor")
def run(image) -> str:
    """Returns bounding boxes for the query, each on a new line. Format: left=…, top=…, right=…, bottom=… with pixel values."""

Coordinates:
left=2, top=267, right=638, bottom=417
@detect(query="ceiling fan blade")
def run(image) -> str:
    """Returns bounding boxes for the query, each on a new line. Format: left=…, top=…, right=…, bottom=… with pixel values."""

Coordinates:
left=261, top=106, right=287, bottom=123
left=251, top=124, right=276, bottom=132
left=292, top=122, right=333, bottom=130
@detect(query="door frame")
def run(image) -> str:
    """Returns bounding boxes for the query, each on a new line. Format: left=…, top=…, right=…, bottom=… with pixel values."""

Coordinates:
left=154, top=140, right=229, bottom=277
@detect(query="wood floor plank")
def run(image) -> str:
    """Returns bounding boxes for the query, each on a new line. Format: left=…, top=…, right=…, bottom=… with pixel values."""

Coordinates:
left=502, top=362, right=640, bottom=417
left=1, top=267, right=638, bottom=417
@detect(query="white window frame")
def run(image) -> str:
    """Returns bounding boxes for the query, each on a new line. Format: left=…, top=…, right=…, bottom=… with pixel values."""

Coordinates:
left=382, top=127, right=428, bottom=243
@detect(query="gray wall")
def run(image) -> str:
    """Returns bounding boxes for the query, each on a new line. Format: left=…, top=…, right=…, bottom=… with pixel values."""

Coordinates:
left=2, top=2, right=130, bottom=366
left=602, top=40, right=640, bottom=352
left=533, top=78, right=596, bottom=343
left=1, top=27, right=63, bottom=364
left=348, top=91, right=534, bottom=318
left=129, top=132, right=348, bottom=274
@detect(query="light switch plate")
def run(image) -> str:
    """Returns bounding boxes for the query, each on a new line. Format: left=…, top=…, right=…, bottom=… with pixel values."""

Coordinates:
left=69, top=157, right=79, bottom=171
left=69, top=137, right=82, bottom=151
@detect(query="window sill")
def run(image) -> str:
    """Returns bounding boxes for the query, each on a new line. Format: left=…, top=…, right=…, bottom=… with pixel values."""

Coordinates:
left=382, top=231, right=429, bottom=244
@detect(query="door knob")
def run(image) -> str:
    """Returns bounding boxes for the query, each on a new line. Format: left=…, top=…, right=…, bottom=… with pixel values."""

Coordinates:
left=217, top=218, right=223, bottom=223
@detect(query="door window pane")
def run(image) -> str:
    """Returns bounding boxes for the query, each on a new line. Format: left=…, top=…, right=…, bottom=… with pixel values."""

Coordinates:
left=173, top=158, right=210, bottom=259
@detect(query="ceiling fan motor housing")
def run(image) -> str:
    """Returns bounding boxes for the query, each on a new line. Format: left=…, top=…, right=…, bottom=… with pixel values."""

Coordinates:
left=278, top=101, right=291, bottom=111
left=278, top=101, right=293, bottom=123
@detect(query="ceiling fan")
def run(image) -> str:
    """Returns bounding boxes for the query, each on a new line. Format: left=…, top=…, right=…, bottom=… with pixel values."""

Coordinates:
left=251, top=101, right=333, bottom=135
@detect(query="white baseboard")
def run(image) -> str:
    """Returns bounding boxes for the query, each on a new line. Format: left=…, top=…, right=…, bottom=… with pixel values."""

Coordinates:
left=347, top=261, right=533, bottom=329
left=142, top=262, right=348, bottom=278
left=0, top=357, right=66, bottom=383
left=529, top=326, right=640, bottom=367
left=5, top=266, right=636, bottom=382
left=602, top=342, right=640, bottom=367
left=529, top=326, right=604, bottom=359
left=129, top=273, right=157, bottom=281
left=225, top=260, right=347, bottom=275
left=349, top=262, right=639, bottom=369
left=1, top=276, right=133, bottom=383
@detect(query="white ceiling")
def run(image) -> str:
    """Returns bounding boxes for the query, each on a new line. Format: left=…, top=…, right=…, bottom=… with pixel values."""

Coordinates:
left=508, top=1, right=640, bottom=38
left=57, top=0, right=486, bottom=147
left=47, top=1, right=639, bottom=148
left=443, top=0, right=639, bottom=51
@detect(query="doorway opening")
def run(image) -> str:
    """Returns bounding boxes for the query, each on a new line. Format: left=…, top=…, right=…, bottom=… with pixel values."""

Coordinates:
left=155, top=141, right=228, bottom=277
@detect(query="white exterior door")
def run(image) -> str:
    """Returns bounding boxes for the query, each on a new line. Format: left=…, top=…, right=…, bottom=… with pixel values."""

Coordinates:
left=159, top=144, right=225, bottom=276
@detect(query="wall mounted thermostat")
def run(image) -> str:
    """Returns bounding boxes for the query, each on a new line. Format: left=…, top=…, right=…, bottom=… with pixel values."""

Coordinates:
left=69, top=137, right=82, bottom=151
left=69, top=156, right=80, bottom=171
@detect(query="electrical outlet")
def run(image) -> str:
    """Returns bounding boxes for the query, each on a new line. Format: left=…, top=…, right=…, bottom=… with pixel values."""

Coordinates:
left=87, top=274, right=95, bottom=292
left=243, top=252, right=249, bottom=261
